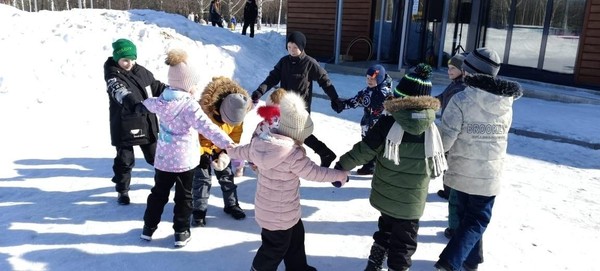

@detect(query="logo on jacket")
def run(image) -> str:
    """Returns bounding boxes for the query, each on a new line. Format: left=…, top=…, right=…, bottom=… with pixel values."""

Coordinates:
left=130, top=129, right=146, bottom=138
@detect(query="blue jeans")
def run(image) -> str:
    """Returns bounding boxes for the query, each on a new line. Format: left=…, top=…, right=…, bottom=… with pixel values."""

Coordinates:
left=438, top=190, right=495, bottom=270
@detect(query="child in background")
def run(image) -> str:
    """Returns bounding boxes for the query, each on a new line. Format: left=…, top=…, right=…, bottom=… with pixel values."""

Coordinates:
left=435, top=53, right=468, bottom=240
left=139, top=49, right=234, bottom=248
left=436, top=53, right=467, bottom=200
left=226, top=92, right=349, bottom=271
left=435, top=48, right=522, bottom=271
left=191, top=76, right=252, bottom=227
left=335, top=63, right=446, bottom=271
left=336, top=64, right=392, bottom=175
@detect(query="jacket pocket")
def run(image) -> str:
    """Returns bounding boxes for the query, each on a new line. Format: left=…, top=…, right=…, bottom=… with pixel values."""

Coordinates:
left=120, top=114, right=150, bottom=146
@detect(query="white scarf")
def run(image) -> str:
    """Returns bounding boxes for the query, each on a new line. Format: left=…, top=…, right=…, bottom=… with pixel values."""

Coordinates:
left=383, top=122, right=448, bottom=177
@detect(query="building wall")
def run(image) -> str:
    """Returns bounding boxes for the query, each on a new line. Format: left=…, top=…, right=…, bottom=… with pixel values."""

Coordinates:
left=576, top=0, right=600, bottom=87
left=287, top=0, right=372, bottom=61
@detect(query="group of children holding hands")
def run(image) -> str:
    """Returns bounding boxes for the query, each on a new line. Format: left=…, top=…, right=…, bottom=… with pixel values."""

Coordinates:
left=104, top=30, right=522, bottom=271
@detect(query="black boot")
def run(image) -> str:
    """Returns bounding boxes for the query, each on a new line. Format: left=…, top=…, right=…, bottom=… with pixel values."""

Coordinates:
left=192, top=210, right=207, bottom=227
left=364, top=243, right=387, bottom=271
left=304, top=134, right=336, bottom=167
left=117, top=192, right=130, bottom=205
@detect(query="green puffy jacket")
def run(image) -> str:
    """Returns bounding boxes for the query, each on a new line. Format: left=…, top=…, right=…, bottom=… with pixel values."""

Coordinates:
left=338, top=96, right=440, bottom=220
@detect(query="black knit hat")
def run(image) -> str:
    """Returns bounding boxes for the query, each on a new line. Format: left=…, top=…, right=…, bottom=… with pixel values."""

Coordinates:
left=393, top=63, right=433, bottom=97
left=286, top=31, right=306, bottom=52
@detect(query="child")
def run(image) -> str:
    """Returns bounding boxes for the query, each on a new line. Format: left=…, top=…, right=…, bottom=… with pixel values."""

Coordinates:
left=191, top=76, right=252, bottom=227
left=335, top=63, right=446, bottom=271
left=436, top=53, right=467, bottom=201
left=226, top=92, right=349, bottom=271
left=103, top=38, right=166, bottom=205
left=435, top=48, right=522, bottom=271
left=139, top=49, right=234, bottom=248
left=436, top=53, right=468, bottom=240
left=336, top=64, right=392, bottom=175
left=251, top=31, right=344, bottom=167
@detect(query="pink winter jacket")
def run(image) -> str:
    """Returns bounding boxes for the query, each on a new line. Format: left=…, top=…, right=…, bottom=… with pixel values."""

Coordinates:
left=227, top=133, right=348, bottom=231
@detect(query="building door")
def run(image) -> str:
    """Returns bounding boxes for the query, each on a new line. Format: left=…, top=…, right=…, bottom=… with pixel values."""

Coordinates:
left=374, top=0, right=445, bottom=67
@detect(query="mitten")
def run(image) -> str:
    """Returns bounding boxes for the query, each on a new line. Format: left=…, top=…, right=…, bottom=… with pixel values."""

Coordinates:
left=211, top=152, right=231, bottom=171
left=134, top=103, right=150, bottom=114
left=331, top=98, right=345, bottom=114
left=199, top=153, right=211, bottom=169
left=332, top=162, right=350, bottom=188
left=251, top=90, right=262, bottom=104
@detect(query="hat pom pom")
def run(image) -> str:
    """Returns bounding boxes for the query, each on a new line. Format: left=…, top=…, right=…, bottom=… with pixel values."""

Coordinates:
left=257, top=105, right=280, bottom=125
left=165, top=49, right=188, bottom=66
left=414, top=63, right=432, bottom=80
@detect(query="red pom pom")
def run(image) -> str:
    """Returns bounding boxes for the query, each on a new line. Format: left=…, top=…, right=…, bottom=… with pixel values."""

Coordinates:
left=257, top=105, right=280, bottom=124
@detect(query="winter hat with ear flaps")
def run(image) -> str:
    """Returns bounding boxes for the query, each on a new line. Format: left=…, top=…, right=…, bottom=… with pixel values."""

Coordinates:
left=367, top=64, right=386, bottom=85
left=220, top=93, right=250, bottom=125
left=165, top=49, right=201, bottom=93
left=286, top=31, right=306, bottom=52
left=462, top=47, right=501, bottom=76
left=112, top=39, right=137, bottom=61
left=277, top=92, right=314, bottom=142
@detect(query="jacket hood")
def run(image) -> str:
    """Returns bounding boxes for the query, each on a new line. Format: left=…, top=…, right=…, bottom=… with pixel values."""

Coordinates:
left=249, top=133, right=297, bottom=170
left=383, top=96, right=439, bottom=135
left=200, top=76, right=251, bottom=122
left=463, top=74, right=522, bottom=115
left=155, top=88, right=193, bottom=122
left=464, top=74, right=523, bottom=98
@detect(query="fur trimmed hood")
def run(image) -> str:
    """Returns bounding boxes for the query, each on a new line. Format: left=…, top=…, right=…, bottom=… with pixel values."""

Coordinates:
left=383, top=95, right=439, bottom=135
left=383, top=95, right=440, bottom=113
left=200, top=76, right=252, bottom=119
left=464, top=74, right=523, bottom=99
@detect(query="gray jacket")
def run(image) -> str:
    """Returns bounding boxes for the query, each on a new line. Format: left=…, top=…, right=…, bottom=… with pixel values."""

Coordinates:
left=440, top=74, right=522, bottom=196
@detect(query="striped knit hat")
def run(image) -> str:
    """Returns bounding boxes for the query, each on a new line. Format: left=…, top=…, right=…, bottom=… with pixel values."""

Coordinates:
left=462, top=48, right=501, bottom=76
left=393, top=63, right=433, bottom=97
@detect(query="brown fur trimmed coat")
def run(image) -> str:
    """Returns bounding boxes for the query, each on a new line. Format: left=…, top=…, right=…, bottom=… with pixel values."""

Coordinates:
left=198, top=76, right=252, bottom=154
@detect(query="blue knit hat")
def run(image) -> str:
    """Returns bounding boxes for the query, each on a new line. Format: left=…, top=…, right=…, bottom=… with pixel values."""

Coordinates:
left=367, top=64, right=386, bottom=85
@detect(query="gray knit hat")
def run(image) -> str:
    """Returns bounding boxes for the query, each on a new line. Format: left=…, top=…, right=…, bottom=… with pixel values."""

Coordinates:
left=462, top=48, right=501, bottom=76
left=277, top=92, right=314, bottom=142
left=448, top=53, right=466, bottom=69
left=220, top=93, right=250, bottom=125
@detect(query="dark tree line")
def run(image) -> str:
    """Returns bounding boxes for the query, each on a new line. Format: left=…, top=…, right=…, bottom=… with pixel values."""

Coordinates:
left=1, top=0, right=288, bottom=26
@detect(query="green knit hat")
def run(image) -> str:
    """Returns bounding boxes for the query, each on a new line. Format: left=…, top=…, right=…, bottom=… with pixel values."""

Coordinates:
left=112, top=39, right=137, bottom=61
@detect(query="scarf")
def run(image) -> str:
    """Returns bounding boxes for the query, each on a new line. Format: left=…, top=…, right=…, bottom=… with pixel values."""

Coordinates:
left=383, top=122, right=448, bottom=177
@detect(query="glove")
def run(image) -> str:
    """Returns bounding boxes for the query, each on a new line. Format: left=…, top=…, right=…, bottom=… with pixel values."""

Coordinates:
left=199, top=153, right=211, bottom=169
left=134, top=103, right=150, bottom=114
left=251, top=90, right=262, bottom=104
left=332, top=162, right=350, bottom=188
left=211, top=152, right=231, bottom=171
left=331, top=98, right=345, bottom=114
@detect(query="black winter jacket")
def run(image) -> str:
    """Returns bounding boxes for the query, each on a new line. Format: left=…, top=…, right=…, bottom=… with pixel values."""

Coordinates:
left=256, top=52, right=339, bottom=112
left=243, top=0, right=258, bottom=22
left=103, top=57, right=166, bottom=146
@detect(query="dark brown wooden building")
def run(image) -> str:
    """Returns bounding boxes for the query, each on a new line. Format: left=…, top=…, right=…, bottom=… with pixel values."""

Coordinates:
left=288, top=0, right=600, bottom=90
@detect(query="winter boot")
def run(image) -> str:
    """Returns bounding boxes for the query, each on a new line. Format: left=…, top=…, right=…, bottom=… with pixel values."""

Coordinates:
left=364, top=243, right=387, bottom=271
left=356, top=165, right=374, bottom=175
left=462, top=263, right=479, bottom=271
left=174, top=230, right=191, bottom=248
left=192, top=210, right=207, bottom=227
left=140, top=225, right=156, bottom=241
left=117, top=192, right=130, bottom=205
left=224, top=205, right=246, bottom=220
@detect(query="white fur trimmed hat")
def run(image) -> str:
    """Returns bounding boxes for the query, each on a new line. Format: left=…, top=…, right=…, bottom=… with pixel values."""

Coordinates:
left=277, top=92, right=313, bottom=142
left=165, top=49, right=201, bottom=92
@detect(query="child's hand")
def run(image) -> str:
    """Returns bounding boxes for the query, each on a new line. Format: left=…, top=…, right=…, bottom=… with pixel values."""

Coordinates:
left=332, top=162, right=350, bottom=188
left=331, top=98, right=345, bottom=113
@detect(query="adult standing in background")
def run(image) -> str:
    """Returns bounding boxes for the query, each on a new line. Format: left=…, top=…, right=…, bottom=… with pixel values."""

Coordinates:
left=103, top=38, right=166, bottom=205
left=241, top=0, right=258, bottom=38
left=209, top=0, right=223, bottom=28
